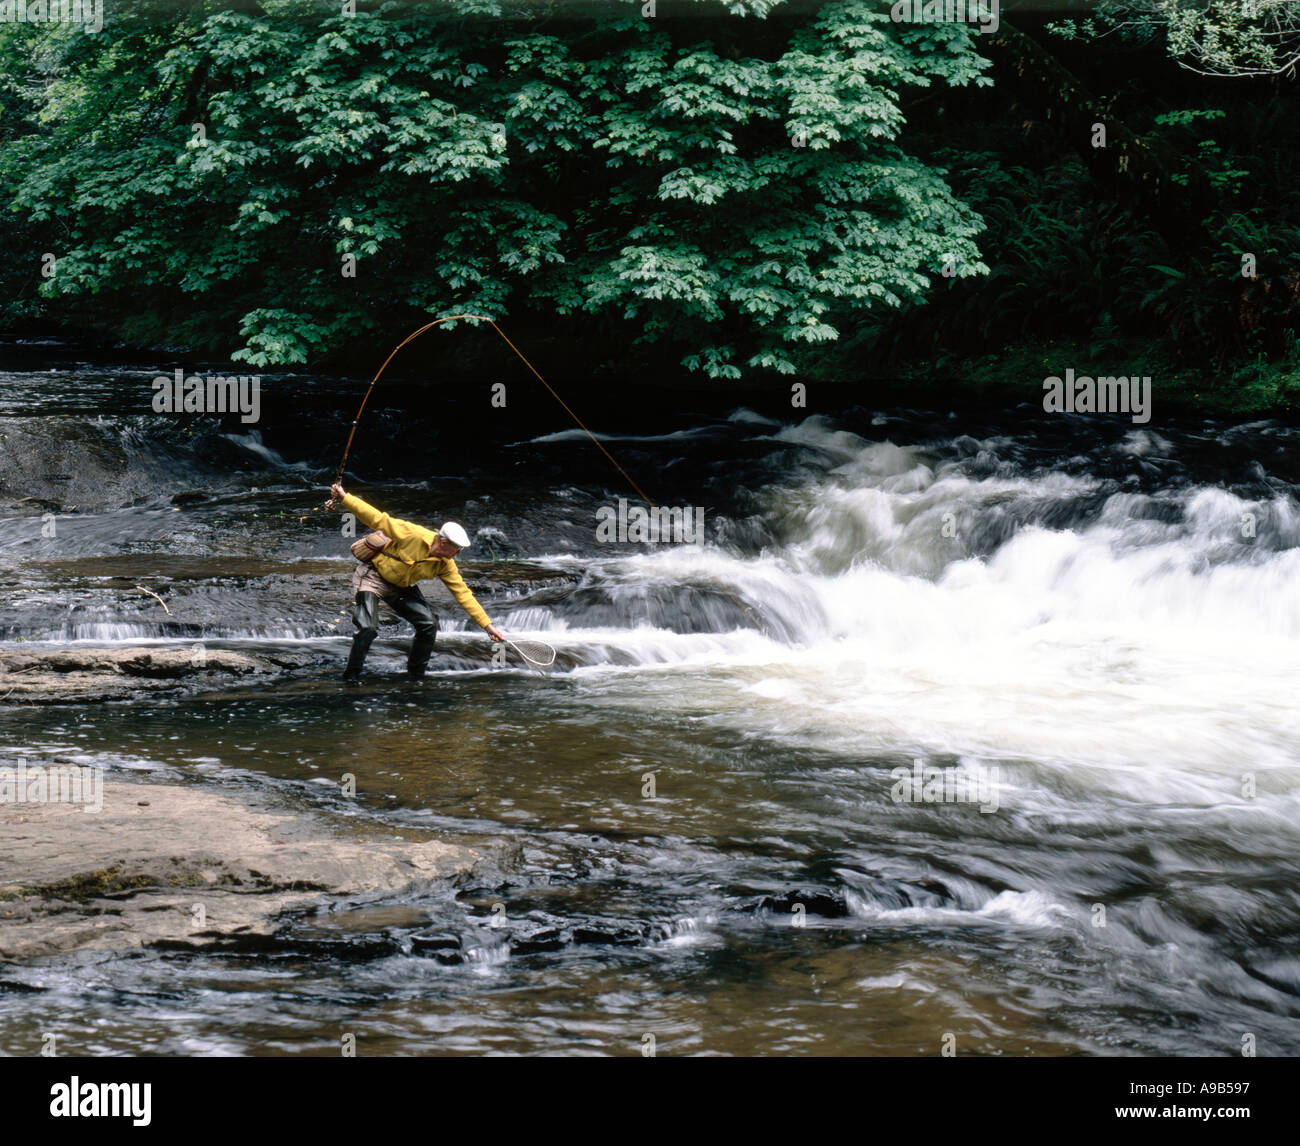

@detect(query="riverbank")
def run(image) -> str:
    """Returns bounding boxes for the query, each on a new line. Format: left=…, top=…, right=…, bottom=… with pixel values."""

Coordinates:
left=0, top=772, right=501, bottom=962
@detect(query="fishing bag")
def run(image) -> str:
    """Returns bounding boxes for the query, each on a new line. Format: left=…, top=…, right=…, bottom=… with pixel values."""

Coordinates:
left=349, top=530, right=391, bottom=563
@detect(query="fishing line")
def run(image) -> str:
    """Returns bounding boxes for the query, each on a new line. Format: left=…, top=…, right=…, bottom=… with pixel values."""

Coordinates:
left=326, top=313, right=652, bottom=506
left=325, top=313, right=769, bottom=637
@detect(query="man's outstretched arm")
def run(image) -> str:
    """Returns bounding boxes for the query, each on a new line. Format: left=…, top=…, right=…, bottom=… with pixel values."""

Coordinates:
left=331, top=484, right=413, bottom=538
left=439, top=562, right=494, bottom=631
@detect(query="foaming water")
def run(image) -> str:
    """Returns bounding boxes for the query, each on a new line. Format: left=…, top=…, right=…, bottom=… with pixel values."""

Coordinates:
left=541, top=417, right=1300, bottom=797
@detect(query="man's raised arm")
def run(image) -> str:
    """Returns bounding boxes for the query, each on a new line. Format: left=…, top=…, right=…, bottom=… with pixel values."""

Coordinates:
left=334, top=487, right=411, bottom=537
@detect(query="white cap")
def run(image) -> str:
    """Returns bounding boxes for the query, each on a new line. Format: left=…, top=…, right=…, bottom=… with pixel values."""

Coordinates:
left=439, top=521, right=471, bottom=549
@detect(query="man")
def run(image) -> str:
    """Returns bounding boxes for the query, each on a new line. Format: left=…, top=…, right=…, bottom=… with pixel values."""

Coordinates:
left=330, top=482, right=504, bottom=680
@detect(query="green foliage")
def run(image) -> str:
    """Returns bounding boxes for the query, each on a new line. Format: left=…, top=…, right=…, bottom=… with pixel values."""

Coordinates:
left=0, top=20, right=55, bottom=326
left=0, top=0, right=991, bottom=376
left=1049, top=1, right=1300, bottom=78
left=1154, top=108, right=1249, bottom=192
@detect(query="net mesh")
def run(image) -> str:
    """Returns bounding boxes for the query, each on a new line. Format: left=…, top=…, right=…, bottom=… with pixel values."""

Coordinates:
left=507, top=638, right=557, bottom=667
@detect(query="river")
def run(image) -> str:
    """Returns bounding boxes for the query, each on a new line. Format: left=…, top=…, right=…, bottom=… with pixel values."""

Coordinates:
left=2, top=346, right=1298, bottom=1056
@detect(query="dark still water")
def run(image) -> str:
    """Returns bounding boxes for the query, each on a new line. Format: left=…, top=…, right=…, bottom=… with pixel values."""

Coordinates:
left=2, top=356, right=1298, bottom=1055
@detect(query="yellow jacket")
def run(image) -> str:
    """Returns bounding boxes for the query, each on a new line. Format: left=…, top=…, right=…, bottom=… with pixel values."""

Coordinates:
left=342, top=493, right=493, bottom=629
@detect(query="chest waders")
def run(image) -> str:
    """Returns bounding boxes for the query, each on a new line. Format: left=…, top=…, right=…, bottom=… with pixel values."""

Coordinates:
left=344, top=579, right=440, bottom=680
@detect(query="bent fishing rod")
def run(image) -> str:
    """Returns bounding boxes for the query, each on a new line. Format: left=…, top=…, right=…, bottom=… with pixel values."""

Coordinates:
left=323, top=313, right=769, bottom=637
left=324, top=314, right=652, bottom=509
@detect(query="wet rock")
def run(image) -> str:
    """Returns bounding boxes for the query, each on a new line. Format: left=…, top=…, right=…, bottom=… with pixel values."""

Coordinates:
left=742, top=887, right=850, bottom=918
left=410, top=931, right=462, bottom=953
left=281, top=934, right=406, bottom=961
left=429, top=950, right=465, bottom=966
left=0, top=418, right=136, bottom=512
left=0, top=646, right=316, bottom=705
left=0, top=777, right=499, bottom=962
left=10, top=496, right=63, bottom=514
left=155, top=932, right=404, bottom=960
left=456, top=561, right=580, bottom=591
left=571, top=925, right=638, bottom=946
left=509, top=926, right=567, bottom=955
left=572, top=920, right=671, bottom=946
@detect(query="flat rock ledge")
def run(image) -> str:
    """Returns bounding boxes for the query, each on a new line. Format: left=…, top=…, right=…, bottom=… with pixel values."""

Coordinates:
left=0, top=777, right=493, bottom=962
left=0, top=646, right=318, bottom=705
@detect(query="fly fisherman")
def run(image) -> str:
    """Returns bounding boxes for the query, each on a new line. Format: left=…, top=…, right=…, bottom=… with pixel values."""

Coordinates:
left=330, top=483, right=504, bottom=679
